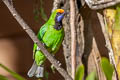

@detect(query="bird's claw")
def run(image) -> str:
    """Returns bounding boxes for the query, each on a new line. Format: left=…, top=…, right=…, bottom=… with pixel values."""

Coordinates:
left=51, top=65, right=55, bottom=73
left=57, top=61, right=61, bottom=66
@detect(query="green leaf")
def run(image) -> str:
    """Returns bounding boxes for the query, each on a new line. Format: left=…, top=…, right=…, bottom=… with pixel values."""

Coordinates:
left=44, top=71, right=49, bottom=80
left=0, top=63, right=25, bottom=80
left=86, top=71, right=97, bottom=80
left=75, top=65, right=84, bottom=80
left=100, top=57, right=114, bottom=80
left=39, top=0, right=48, bottom=21
left=33, top=0, right=48, bottom=23
left=0, top=75, right=8, bottom=80
left=33, top=8, right=40, bottom=22
left=33, top=8, right=39, bottom=17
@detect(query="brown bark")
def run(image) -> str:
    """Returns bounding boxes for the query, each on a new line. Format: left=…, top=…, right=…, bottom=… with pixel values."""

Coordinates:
left=63, top=1, right=115, bottom=79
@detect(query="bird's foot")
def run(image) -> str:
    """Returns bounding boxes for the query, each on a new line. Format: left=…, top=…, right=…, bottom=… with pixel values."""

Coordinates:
left=50, top=61, right=61, bottom=73
left=37, top=46, right=40, bottom=50
left=57, top=61, right=61, bottom=66
left=50, top=65, right=55, bottom=73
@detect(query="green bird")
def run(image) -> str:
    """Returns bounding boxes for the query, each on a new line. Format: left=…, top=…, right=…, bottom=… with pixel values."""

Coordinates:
left=27, top=9, right=65, bottom=78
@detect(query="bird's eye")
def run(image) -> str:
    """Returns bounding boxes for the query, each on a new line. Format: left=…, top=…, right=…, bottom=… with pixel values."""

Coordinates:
left=57, top=12, right=61, bottom=16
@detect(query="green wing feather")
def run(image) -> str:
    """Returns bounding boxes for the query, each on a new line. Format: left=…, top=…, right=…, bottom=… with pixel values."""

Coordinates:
left=33, top=9, right=58, bottom=54
left=37, top=24, right=48, bottom=41
left=33, top=24, right=48, bottom=65
left=33, top=24, right=48, bottom=52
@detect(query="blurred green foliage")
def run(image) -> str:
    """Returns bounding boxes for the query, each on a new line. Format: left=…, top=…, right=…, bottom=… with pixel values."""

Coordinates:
left=0, top=75, right=8, bottom=80
left=75, top=65, right=84, bottom=80
left=33, top=0, right=48, bottom=22
left=86, top=71, right=98, bottom=80
left=100, top=57, right=114, bottom=80
left=75, top=57, right=115, bottom=80
left=39, top=0, right=48, bottom=21
left=0, top=63, right=25, bottom=80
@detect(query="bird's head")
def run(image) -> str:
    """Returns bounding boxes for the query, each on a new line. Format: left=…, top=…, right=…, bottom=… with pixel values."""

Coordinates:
left=48, top=9, right=66, bottom=24
left=55, top=9, right=65, bottom=23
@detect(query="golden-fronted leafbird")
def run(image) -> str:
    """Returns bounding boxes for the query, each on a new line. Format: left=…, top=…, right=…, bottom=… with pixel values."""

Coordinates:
left=27, top=9, right=65, bottom=78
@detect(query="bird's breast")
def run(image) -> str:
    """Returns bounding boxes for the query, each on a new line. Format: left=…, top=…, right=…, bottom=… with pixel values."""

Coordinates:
left=42, top=29, right=64, bottom=51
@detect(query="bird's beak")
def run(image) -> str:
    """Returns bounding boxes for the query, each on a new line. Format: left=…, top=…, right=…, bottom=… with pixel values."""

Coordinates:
left=57, top=12, right=66, bottom=22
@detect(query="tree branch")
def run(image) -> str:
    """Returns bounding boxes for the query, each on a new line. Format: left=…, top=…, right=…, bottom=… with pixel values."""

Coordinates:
left=52, top=0, right=64, bottom=12
left=2, top=0, right=73, bottom=80
left=85, top=0, right=120, bottom=10
left=70, top=0, right=76, bottom=79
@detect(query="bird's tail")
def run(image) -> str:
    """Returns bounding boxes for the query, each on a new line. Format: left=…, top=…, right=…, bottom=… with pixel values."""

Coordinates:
left=27, top=61, right=44, bottom=78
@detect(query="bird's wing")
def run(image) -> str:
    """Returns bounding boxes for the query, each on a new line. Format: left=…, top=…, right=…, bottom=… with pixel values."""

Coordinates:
left=37, top=24, right=48, bottom=41
left=33, top=24, right=48, bottom=59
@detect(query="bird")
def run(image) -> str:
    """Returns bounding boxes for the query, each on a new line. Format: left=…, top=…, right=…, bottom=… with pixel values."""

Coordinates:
left=27, top=9, right=66, bottom=78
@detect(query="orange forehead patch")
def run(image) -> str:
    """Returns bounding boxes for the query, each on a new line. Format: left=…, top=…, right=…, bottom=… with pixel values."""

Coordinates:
left=56, top=9, right=64, bottom=13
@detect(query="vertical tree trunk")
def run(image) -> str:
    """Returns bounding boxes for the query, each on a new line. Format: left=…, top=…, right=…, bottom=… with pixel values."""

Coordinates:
left=63, top=0, right=84, bottom=76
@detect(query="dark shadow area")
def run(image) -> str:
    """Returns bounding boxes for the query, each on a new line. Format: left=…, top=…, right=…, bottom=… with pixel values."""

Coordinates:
left=76, top=0, right=82, bottom=10
left=91, top=11, right=109, bottom=57
left=80, top=5, right=109, bottom=78
left=80, top=6, right=93, bottom=77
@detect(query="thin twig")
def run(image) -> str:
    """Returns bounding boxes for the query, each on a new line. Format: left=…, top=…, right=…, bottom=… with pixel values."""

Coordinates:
left=2, top=0, right=73, bottom=80
left=70, top=0, right=76, bottom=79
left=97, top=12, right=118, bottom=80
left=97, top=13, right=116, bottom=68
